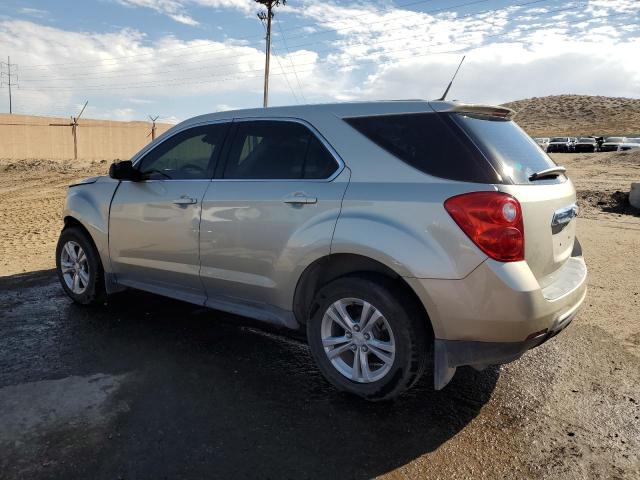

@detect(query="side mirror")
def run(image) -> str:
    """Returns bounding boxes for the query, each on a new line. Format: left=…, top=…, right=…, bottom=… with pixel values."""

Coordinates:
left=109, top=160, right=140, bottom=181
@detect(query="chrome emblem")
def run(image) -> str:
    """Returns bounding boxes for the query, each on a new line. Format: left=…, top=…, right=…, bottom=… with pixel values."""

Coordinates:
left=551, top=204, right=578, bottom=233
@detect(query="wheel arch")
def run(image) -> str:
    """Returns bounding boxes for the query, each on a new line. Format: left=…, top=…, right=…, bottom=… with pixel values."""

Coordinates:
left=62, top=216, right=105, bottom=266
left=293, top=253, right=435, bottom=339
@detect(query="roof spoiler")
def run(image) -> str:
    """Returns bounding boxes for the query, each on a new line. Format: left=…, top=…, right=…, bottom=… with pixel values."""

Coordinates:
left=429, top=101, right=516, bottom=120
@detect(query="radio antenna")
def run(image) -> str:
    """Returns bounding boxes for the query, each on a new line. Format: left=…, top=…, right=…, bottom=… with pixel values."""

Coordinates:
left=437, top=55, right=466, bottom=101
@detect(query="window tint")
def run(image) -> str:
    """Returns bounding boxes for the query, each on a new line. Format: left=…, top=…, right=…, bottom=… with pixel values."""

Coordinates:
left=452, top=113, right=562, bottom=184
left=344, top=112, right=498, bottom=183
left=139, top=124, right=228, bottom=180
left=223, top=121, right=338, bottom=179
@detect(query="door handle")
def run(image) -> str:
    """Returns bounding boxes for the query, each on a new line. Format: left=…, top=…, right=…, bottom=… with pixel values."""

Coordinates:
left=173, top=196, right=197, bottom=206
left=283, top=192, right=317, bottom=205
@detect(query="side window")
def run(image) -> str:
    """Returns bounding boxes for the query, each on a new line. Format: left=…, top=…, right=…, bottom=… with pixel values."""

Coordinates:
left=223, top=121, right=338, bottom=180
left=139, top=123, right=228, bottom=180
left=303, top=135, right=339, bottom=179
left=344, top=113, right=498, bottom=184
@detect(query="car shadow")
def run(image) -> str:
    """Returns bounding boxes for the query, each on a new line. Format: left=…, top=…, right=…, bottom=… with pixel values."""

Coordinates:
left=0, top=269, right=499, bottom=479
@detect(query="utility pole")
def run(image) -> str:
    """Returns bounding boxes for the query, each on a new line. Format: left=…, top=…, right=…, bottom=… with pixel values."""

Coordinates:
left=71, top=101, right=88, bottom=160
left=256, top=0, right=285, bottom=108
left=148, top=115, right=159, bottom=141
left=1, top=56, right=18, bottom=114
left=50, top=101, right=88, bottom=160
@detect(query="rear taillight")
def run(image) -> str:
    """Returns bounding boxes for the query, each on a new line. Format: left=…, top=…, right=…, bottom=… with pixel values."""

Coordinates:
left=444, top=191, right=524, bottom=262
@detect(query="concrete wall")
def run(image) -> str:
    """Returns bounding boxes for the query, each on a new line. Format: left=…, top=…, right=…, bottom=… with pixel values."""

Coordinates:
left=0, top=114, right=174, bottom=161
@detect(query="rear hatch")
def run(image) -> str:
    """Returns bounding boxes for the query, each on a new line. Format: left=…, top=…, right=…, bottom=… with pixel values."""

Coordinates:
left=451, top=111, right=578, bottom=281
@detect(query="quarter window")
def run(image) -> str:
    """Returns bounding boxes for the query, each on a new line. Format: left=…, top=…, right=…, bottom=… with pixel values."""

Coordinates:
left=344, top=112, right=498, bottom=183
left=223, top=121, right=338, bottom=179
left=138, top=124, right=228, bottom=180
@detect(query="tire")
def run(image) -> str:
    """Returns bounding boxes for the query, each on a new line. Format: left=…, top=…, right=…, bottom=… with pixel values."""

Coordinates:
left=55, top=226, right=106, bottom=305
left=307, top=276, right=430, bottom=401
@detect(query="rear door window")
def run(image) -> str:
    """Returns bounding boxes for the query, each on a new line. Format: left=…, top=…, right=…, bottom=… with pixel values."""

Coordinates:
left=223, top=121, right=339, bottom=180
left=344, top=112, right=499, bottom=183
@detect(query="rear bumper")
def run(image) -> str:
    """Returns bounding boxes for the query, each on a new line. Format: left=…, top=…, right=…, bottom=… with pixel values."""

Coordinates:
left=432, top=288, right=583, bottom=389
left=405, top=248, right=587, bottom=389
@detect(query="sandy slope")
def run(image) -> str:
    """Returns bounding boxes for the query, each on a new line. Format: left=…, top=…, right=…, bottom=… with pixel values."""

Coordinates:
left=503, top=95, right=640, bottom=136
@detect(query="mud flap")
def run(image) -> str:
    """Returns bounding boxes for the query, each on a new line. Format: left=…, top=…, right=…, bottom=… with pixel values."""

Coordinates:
left=433, top=338, right=537, bottom=390
left=434, top=340, right=458, bottom=390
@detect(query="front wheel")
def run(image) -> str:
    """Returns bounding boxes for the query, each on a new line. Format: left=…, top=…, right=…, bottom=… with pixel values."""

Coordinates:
left=56, top=226, right=106, bottom=305
left=307, top=276, right=430, bottom=401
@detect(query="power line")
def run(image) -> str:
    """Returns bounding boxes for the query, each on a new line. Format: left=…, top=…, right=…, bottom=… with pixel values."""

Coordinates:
left=15, top=19, right=638, bottom=97
left=16, top=8, right=632, bottom=92
left=13, top=0, right=559, bottom=87
left=15, top=0, right=498, bottom=72
left=275, top=16, right=307, bottom=103
left=15, top=0, right=573, bottom=84
left=13, top=0, right=451, bottom=71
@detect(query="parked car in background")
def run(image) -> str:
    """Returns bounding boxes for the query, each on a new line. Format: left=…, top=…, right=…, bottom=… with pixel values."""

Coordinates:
left=617, top=138, right=640, bottom=151
left=56, top=100, right=587, bottom=401
left=547, top=137, right=574, bottom=153
left=534, top=137, right=550, bottom=151
left=600, top=137, right=627, bottom=152
left=574, top=137, right=598, bottom=153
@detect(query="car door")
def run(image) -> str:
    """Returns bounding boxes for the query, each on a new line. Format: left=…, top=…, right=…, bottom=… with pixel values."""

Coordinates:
left=199, top=119, right=350, bottom=325
left=109, top=122, right=229, bottom=304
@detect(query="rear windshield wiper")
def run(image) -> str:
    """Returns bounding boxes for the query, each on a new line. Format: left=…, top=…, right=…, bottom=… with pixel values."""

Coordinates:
left=529, top=166, right=566, bottom=181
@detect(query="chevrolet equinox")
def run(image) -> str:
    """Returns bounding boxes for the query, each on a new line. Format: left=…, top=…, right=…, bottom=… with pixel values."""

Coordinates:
left=56, top=101, right=587, bottom=400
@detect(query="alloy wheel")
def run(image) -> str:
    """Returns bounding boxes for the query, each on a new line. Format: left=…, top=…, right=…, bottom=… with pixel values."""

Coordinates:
left=320, top=297, right=396, bottom=383
left=60, top=241, right=90, bottom=295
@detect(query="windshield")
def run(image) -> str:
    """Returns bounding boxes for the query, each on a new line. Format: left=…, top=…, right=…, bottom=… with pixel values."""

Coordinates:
left=578, top=138, right=596, bottom=143
left=605, top=137, right=625, bottom=143
left=627, top=138, right=640, bottom=144
left=550, top=137, right=568, bottom=142
left=453, top=113, right=561, bottom=185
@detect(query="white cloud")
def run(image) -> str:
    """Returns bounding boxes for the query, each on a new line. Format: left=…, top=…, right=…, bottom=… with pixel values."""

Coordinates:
left=18, top=7, right=48, bottom=18
left=0, top=18, right=322, bottom=118
left=161, top=115, right=180, bottom=124
left=289, top=0, right=640, bottom=103
left=169, top=13, right=200, bottom=25
left=214, top=104, right=236, bottom=111
left=116, top=0, right=254, bottom=25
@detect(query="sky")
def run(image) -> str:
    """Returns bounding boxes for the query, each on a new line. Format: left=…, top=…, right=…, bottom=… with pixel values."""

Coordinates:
left=0, top=0, right=638, bottom=123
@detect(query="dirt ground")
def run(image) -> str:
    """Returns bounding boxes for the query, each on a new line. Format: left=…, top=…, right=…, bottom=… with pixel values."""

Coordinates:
left=0, top=152, right=639, bottom=479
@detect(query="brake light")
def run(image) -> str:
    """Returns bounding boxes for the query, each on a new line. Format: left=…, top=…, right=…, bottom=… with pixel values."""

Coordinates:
left=444, top=191, right=524, bottom=262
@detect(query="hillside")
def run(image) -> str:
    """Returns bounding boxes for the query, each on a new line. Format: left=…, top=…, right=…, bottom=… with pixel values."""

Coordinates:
left=501, top=95, right=640, bottom=137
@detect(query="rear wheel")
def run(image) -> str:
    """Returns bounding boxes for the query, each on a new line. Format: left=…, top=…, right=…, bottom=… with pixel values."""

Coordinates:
left=56, top=226, right=105, bottom=305
left=307, top=276, right=429, bottom=401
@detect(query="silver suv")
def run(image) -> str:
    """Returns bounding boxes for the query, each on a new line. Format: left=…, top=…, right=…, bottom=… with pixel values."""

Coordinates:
left=56, top=101, right=587, bottom=400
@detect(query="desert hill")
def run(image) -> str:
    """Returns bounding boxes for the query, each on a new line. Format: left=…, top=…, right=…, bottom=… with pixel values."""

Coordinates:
left=501, top=95, right=640, bottom=137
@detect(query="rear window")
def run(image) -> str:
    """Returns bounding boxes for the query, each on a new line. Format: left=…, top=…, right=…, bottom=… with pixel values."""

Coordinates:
left=344, top=112, right=499, bottom=183
left=452, top=113, right=563, bottom=184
